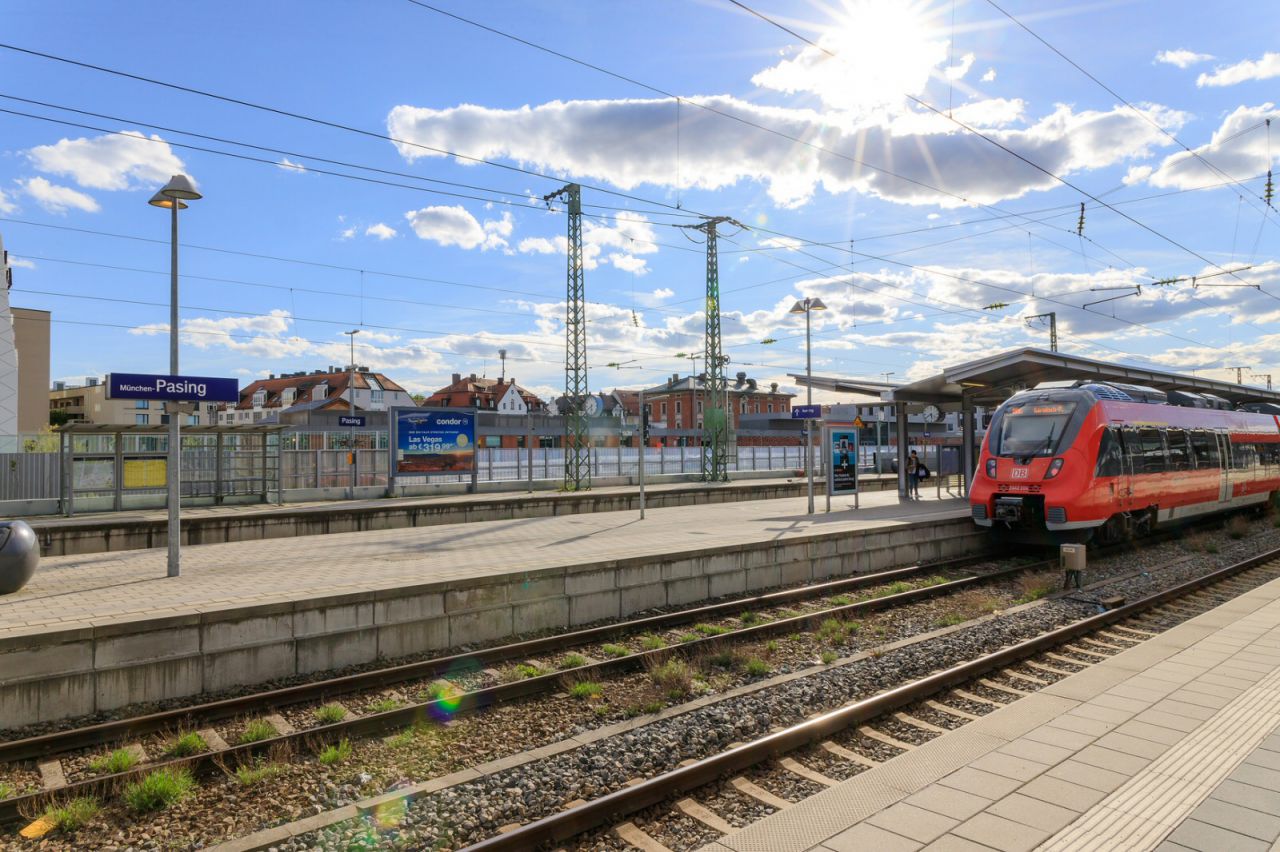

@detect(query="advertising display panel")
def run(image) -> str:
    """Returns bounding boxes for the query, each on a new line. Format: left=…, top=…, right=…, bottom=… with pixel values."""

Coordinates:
left=392, top=408, right=476, bottom=475
left=829, top=428, right=859, bottom=495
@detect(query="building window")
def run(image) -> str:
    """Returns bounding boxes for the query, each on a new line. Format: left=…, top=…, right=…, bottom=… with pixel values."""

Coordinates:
left=660, top=402, right=667, bottom=418
left=697, top=400, right=703, bottom=415
left=188, top=415, right=199, bottom=425
left=135, top=414, right=149, bottom=425
left=160, top=414, right=170, bottom=425
left=371, top=389, right=384, bottom=407
left=767, top=403, right=773, bottom=413
left=675, top=401, right=682, bottom=416
left=135, top=400, right=149, bottom=410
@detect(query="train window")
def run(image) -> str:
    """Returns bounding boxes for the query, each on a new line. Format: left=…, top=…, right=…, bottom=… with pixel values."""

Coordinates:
left=1135, top=428, right=1167, bottom=474
left=1096, top=428, right=1124, bottom=477
left=1190, top=431, right=1218, bottom=468
left=1232, top=441, right=1259, bottom=470
left=1165, top=429, right=1191, bottom=471
left=1260, top=443, right=1280, bottom=468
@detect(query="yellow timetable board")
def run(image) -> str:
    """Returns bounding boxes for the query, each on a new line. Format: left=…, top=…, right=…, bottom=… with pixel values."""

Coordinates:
left=123, top=459, right=167, bottom=489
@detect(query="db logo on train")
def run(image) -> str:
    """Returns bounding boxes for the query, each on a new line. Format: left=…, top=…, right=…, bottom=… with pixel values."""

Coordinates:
left=1010, top=468, right=1029, bottom=479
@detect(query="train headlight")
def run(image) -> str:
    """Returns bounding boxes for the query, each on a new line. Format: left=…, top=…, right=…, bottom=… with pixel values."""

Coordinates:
left=1045, top=458, right=1065, bottom=479
left=985, top=458, right=997, bottom=478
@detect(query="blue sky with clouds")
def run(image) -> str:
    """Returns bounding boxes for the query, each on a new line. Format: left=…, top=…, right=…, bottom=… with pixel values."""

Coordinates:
left=1, top=0, right=1277, bottom=400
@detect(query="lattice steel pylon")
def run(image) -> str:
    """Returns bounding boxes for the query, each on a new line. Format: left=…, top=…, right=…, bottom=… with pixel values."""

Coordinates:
left=679, top=216, right=743, bottom=481
left=544, top=183, right=590, bottom=491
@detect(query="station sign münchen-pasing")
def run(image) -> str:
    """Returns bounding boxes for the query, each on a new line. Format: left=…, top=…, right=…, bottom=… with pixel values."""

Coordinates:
left=106, top=372, right=240, bottom=403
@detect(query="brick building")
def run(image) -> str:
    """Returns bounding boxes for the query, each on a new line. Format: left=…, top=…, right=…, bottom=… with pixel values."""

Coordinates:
left=639, top=372, right=794, bottom=446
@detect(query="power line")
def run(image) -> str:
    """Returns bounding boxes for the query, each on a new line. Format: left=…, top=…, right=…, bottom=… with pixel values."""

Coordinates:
left=983, top=0, right=1279, bottom=233
left=725, top=0, right=1269, bottom=291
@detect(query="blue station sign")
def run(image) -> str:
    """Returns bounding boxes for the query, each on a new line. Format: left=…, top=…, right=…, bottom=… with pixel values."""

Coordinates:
left=106, top=372, right=239, bottom=403
left=338, top=415, right=366, bottom=427
left=791, top=404, right=822, bottom=419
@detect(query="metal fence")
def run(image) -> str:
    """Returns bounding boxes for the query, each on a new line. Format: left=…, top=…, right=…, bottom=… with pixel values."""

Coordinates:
left=1, top=429, right=955, bottom=510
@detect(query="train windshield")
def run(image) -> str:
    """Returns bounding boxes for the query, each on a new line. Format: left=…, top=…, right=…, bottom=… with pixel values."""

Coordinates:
left=993, top=402, right=1077, bottom=458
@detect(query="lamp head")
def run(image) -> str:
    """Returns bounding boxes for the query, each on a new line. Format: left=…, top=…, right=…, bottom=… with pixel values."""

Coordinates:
left=809, top=297, right=828, bottom=311
left=159, top=174, right=202, bottom=201
left=148, top=190, right=187, bottom=210
left=788, top=299, right=806, bottom=314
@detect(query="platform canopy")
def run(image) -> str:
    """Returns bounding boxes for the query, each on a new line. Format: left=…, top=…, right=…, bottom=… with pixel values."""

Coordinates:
left=55, top=423, right=289, bottom=434
left=797, top=348, right=1280, bottom=409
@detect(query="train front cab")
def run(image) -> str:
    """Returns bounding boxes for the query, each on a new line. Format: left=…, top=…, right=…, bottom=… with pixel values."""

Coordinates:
left=969, top=391, right=1094, bottom=544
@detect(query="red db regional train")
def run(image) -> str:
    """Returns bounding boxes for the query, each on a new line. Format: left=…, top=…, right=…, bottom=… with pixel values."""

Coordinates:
left=971, top=381, right=1280, bottom=544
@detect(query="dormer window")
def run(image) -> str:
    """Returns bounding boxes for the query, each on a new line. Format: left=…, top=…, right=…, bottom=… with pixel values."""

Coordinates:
left=281, top=388, right=297, bottom=407
left=252, top=389, right=267, bottom=409
left=312, top=382, right=328, bottom=401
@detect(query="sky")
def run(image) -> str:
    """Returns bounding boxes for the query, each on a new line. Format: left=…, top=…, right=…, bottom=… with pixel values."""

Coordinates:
left=0, top=0, right=1277, bottom=403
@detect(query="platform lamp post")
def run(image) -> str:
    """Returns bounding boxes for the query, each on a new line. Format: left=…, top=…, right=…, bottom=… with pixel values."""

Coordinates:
left=344, top=329, right=360, bottom=499
left=149, top=175, right=201, bottom=578
left=790, top=297, right=827, bottom=514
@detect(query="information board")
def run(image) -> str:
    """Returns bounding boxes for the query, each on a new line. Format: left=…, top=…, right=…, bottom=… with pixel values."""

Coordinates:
left=828, top=428, right=859, bottom=495
left=392, top=408, right=476, bottom=475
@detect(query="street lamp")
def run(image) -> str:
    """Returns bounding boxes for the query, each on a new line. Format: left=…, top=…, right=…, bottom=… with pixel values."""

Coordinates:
left=789, top=297, right=827, bottom=514
left=148, top=174, right=201, bottom=578
left=344, top=329, right=360, bottom=498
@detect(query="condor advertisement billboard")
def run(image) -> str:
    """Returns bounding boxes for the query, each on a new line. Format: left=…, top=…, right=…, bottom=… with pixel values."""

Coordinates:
left=392, top=408, right=476, bottom=475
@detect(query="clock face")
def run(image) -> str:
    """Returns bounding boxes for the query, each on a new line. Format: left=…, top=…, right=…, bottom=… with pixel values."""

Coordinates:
left=923, top=405, right=942, bottom=423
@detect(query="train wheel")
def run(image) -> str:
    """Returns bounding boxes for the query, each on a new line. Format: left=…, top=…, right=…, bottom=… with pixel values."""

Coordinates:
left=1097, top=514, right=1128, bottom=545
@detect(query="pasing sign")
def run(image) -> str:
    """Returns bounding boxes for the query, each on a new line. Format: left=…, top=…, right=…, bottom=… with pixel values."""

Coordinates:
left=338, top=415, right=366, bottom=427
left=106, top=372, right=239, bottom=402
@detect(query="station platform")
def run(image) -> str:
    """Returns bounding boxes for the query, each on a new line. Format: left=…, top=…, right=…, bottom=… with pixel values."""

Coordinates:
left=21, top=473, right=904, bottom=557
left=0, top=490, right=974, bottom=728
left=703, top=570, right=1280, bottom=852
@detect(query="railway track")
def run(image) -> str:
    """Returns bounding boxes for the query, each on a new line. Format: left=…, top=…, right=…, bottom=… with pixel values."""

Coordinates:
left=0, top=551, right=1035, bottom=825
left=462, top=546, right=1280, bottom=852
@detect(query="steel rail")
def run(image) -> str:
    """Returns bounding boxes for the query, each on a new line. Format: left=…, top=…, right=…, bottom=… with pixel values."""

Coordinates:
left=462, top=546, right=1280, bottom=851
left=0, top=555, right=1029, bottom=824
left=0, top=554, right=995, bottom=767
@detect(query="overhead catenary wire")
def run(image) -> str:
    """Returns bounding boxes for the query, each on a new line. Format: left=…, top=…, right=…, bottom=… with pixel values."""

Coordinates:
left=724, top=0, right=1270, bottom=293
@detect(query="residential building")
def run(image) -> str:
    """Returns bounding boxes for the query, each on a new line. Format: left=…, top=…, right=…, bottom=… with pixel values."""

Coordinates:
left=422, top=373, right=545, bottom=413
left=640, top=371, right=795, bottom=444
left=13, top=308, right=50, bottom=434
left=0, top=235, right=16, bottom=441
left=220, top=366, right=415, bottom=425
left=49, top=378, right=220, bottom=427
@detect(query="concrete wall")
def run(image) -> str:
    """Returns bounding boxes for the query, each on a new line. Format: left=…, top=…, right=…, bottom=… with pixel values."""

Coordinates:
left=0, top=515, right=984, bottom=729
left=30, top=477, right=899, bottom=557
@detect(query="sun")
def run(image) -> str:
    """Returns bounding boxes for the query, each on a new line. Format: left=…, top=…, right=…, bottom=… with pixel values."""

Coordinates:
left=753, top=0, right=949, bottom=114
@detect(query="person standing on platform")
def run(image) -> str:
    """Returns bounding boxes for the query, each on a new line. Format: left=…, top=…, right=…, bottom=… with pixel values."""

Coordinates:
left=907, top=450, right=922, bottom=498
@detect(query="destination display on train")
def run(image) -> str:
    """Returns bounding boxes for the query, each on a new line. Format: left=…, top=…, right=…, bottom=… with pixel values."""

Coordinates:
left=1007, top=403, right=1074, bottom=416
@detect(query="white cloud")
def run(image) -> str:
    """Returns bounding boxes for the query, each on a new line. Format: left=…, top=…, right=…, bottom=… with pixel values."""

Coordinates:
left=0, top=188, right=15, bottom=214
left=944, top=52, right=975, bottom=81
left=1155, top=49, right=1213, bottom=69
left=650, top=287, right=674, bottom=301
left=388, top=96, right=1183, bottom=208
left=26, top=130, right=186, bottom=191
left=19, top=177, right=99, bottom=214
left=277, top=158, right=307, bottom=173
left=1198, top=52, right=1280, bottom=87
left=981, top=67, right=996, bottom=83
left=1137, top=103, right=1276, bottom=189
left=518, top=211, right=658, bottom=275
left=404, top=205, right=512, bottom=250
left=926, top=213, right=940, bottom=220
left=365, top=223, right=397, bottom=240
left=7, top=256, right=35, bottom=269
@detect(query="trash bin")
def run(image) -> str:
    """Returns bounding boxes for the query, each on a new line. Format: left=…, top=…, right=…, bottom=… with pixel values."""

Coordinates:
left=0, top=520, right=39, bottom=595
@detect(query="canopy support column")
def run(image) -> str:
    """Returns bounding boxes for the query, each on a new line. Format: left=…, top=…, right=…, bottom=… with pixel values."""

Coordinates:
left=961, top=393, right=976, bottom=496
left=895, top=405, right=909, bottom=498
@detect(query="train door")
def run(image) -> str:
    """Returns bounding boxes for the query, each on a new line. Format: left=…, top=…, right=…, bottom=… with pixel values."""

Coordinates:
left=1216, top=432, right=1232, bottom=503
left=1117, top=427, right=1136, bottom=510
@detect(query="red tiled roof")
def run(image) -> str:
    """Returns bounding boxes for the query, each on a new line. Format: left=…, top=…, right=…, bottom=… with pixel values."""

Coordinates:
left=233, top=370, right=406, bottom=411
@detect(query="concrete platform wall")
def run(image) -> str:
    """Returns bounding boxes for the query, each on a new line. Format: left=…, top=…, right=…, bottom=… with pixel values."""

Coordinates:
left=0, top=516, right=983, bottom=729
left=31, top=477, right=898, bottom=557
